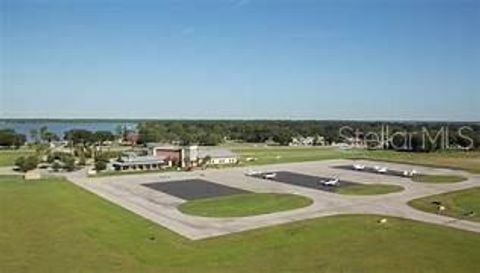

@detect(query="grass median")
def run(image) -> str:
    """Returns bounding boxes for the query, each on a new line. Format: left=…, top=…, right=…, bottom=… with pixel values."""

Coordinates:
left=411, top=174, right=467, bottom=183
left=178, top=193, right=313, bottom=217
left=336, top=184, right=404, bottom=195
left=408, top=187, right=480, bottom=223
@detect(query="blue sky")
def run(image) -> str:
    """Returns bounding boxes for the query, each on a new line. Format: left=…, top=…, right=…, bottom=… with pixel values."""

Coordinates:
left=1, top=0, right=479, bottom=120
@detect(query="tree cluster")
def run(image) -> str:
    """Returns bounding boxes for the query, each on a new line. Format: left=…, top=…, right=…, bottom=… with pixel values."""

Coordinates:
left=47, top=152, right=76, bottom=171
left=94, top=153, right=110, bottom=171
left=0, top=129, right=26, bottom=148
left=136, top=120, right=480, bottom=151
left=29, top=126, right=59, bottom=143
left=64, top=129, right=115, bottom=145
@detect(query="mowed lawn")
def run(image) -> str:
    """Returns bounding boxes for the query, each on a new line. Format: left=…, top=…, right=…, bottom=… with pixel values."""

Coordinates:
left=411, top=174, right=467, bottom=183
left=231, top=146, right=480, bottom=174
left=178, top=193, right=313, bottom=217
left=1, top=176, right=480, bottom=273
left=231, top=146, right=359, bottom=166
left=335, top=184, right=404, bottom=195
left=409, top=187, right=480, bottom=223
left=0, top=150, right=34, bottom=167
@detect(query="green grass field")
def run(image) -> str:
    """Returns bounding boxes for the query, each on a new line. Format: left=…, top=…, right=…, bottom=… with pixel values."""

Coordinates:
left=232, top=146, right=354, bottom=166
left=411, top=174, right=467, bottom=183
left=0, top=149, right=34, bottom=167
left=336, top=184, right=404, bottom=195
left=178, top=193, right=313, bottom=217
left=409, top=187, right=480, bottom=223
left=2, top=175, right=480, bottom=273
left=231, top=146, right=480, bottom=173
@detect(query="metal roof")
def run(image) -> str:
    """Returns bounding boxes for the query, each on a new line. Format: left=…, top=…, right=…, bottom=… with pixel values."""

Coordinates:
left=198, top=148, right=237, bottom=159
left=145, top=144, right=237, bottom=159
left=114, top=155, right=164, bottom=166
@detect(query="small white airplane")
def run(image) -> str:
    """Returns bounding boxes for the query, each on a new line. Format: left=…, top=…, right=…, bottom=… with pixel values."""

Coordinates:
left=245, top=170, right=260, bottom=176
left=374, top=166, right=388, bottom=173
left=321, top=177, right=340, bottom=186
left=263, top=172, right=277, bottom=179
left=353, top=164, right=365, bottom=170
left=402, top=169, right=418, bottom=177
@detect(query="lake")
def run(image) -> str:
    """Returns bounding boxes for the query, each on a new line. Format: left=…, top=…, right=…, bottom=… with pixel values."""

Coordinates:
left=0, top=120, right=137, bottom=140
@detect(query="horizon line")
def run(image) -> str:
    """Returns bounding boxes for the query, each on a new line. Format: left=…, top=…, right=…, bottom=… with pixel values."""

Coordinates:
left=1, top=118, right=479, bottom=123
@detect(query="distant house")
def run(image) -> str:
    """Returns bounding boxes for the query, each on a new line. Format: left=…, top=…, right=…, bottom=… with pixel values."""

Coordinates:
left=344, top=137, right=366, bottom=148
left=49, top=140, right=68, bottom=149
left=119, top=132, right=140, bottom=146
left=289, top=135, right=325, bottom=146
left=315, top=136, right=326, bottom=146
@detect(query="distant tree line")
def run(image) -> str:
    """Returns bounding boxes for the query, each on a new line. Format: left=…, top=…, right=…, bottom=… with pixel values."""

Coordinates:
left=1, top=121, right=479, bottom=153
left=137, top=120, right=480, bottom=151
left=0, top=127, right=117, bottom=147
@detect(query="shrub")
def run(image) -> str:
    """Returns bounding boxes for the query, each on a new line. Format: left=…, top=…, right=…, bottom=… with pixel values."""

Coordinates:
left=47, top=152, right=71, bottom=163
left=93, top=152, right=110, bottom=172
left=78, top=154, right=86, bottom=166
left=94, top=160, right=107, bottom=171
left=24, top=156, right=38, bottom=170
left=15, top=155, right=38, bottom=172
left=14, top=157, right=25, bottom=168
left=63, top=157, right=76, bottom=172
left=51, top=161, right=61, bottom=172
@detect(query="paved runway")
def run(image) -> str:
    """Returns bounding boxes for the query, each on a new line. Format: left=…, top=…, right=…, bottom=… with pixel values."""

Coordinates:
left=65, top=159, right=480, bottom=240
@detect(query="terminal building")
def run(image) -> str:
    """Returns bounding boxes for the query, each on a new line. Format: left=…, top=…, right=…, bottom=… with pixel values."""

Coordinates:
left=149, top=144, right=238, bottom=168
left=112, top=145, right=238, bottom=171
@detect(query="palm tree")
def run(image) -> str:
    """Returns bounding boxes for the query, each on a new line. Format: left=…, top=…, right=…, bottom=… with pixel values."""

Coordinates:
left=29, top=129, right=39, bottom=143
left=199, top=155, right=211, bottom=169
left=39, top=126, right=48, bottom=142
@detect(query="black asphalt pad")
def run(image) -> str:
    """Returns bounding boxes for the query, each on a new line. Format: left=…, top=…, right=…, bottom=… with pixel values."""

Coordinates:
left=253, top=171, right=358, bottom=192
left=143, top=179, right=250, bottom=200
left=332, top=165, right=412, bottom=177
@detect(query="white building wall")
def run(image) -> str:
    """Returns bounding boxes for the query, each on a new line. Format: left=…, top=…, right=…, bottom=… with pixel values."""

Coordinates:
left=210, top=157, right=238, bottom=165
